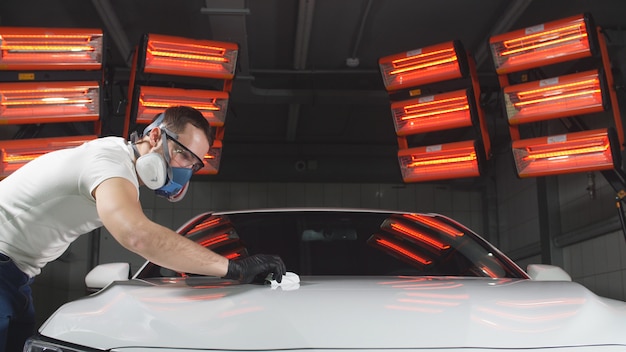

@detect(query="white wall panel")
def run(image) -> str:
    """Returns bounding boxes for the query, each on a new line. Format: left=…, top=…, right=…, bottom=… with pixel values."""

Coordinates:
left=415, top=184, right=436, bottom=211
left=339, top=184, right=361, bottom=208
left=322, top=183, right=342, bottom=206
left=397, top=185, right=417, bottom=211
left=360, top=183, right=383, bottom=209
left=267, top=182, right=287, bottom=207
left=561, top=230, right=626, bottom=300
left=248, top=183, right=269, bottom=209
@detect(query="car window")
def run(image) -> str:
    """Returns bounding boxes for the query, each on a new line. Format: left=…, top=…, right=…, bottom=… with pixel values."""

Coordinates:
left=135, top=211, right=527, bottom=279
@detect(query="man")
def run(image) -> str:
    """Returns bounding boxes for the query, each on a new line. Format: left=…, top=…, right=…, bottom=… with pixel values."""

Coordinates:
left=0, top=106, right=285, bottom=351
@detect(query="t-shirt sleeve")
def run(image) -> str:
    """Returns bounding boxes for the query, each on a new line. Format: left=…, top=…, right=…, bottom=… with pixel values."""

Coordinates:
left=78, top=139, right=140, bottom=201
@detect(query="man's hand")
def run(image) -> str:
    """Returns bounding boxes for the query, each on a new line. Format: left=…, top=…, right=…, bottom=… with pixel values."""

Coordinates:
left=223, top=254, right=286, bottom=284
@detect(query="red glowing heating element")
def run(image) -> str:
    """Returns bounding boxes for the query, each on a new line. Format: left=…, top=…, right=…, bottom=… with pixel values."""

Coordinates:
left=0, top=136, right=97, bottom=177
left=390, top=89, right=473, bottom=136
left=135, top=86, right=229, bottom=127
left=0, top=81, right=100, bottom=124
left=196, top=139, right=223, bottom=175
left=503, top=70, right=605, bottom=125
left=0, top=27, right=103, bottom=70
left=142, top=33, right=238, bottom=79
left=512, top=128, right=618, bottom=178
left=379, top=41, right=465, bottom=91
left=397, top=140, right=480, bottom=183
left=490, top=14, right=594, bottom=74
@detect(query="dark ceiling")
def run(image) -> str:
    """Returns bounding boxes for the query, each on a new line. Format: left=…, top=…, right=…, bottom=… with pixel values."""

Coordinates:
left=1, top=0, right=626, bottom=184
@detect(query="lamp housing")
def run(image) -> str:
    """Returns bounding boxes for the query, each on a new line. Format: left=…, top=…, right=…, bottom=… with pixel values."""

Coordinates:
left=489, top=14, right=596, bottom=74
left=138, top=33, right=238, bottom=79
left=0, top=81, right=100, bottom=124
left=0, top=136, right=96, bottom=177
left=397, top=140, right=482, bottom=182
left=133, top=86, right=229, bottom=127
left=503, top=70, right=607, bottom=125
left=0, top=27, right=103, bottom=71
left=391, top=88, right=476, bottom=136
left=379, top=41, right=467, bottom=91
left=511, top=128, right=620, bottom=178
left=196, top=139, right=223, bottom=175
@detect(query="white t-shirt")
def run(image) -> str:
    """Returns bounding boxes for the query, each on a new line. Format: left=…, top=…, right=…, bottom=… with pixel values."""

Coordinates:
left=0, top=137, right=139, bottom=277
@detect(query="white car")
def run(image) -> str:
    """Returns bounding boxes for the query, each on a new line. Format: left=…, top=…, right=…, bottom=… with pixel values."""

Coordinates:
left=25, top=209, right=626, bottom=351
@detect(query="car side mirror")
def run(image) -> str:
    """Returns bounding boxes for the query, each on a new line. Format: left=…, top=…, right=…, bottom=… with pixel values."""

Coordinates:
left=527, top=264, right=572, bottom=281
left=85, top=262, right=131, bottom=291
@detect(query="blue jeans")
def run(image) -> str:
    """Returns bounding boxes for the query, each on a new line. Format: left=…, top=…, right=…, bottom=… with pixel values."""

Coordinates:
left=0, top=253, right=34, bottom=352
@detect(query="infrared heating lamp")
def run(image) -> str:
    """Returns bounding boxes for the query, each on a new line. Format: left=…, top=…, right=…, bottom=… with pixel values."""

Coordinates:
left=0, top=27, right=103, bottom=70
left=0, top=135, right=96, bottom=177
left=0, top=81, right=100, bottom=124
left=511, top=128, right=620, bottom=178
left=379, top=41, right=466, bottom=91
left=397, top=140, right=481, bottom=183
left=489, top=14, right=595, bottom=74
left=503, top=70, right=606, bottom=125
left=139, top=33, right=238, bottom=79
left=134, top=86, right=229, bottom=126
left=196, top=139, right=222, bottom=175
left=391, top=89, right=474, bottom=136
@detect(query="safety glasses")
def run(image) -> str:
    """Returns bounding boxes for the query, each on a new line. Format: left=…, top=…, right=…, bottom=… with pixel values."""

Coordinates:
left=162, top=129, right=205, bottom=173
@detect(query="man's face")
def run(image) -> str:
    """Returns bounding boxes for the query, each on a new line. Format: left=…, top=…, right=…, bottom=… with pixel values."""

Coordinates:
left=152, top=123, right=210, bottom=173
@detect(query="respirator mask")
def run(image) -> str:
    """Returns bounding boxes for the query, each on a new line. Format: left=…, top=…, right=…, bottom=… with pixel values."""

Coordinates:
left=130, top=114, right=204, bottom=202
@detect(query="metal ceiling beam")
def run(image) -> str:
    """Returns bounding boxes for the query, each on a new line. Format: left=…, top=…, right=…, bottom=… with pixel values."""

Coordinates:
left=293, top=0, right=315, bottom=70
left=286, top=103, right=301, bottom=142
left=349, top=0, right=374, bottom=63
left=201, top=0, right=250, bottom=75
left=91, top=0, right=133, bottom=67
left=200, top=8, right=250, bottom=15
left=230, top=79, right=388, bottom=105
left=289, top=0, right=315, bottom=142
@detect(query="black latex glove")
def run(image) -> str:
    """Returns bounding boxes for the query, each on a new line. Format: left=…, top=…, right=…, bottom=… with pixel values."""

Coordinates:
left=222, top=254, right=286, bottom=284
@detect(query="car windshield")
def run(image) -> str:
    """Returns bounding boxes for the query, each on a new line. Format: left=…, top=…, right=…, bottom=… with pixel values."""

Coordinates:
left=135, top=210, right=528, bottom=279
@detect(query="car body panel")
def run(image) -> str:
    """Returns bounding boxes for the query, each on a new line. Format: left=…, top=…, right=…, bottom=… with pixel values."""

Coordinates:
left=40, top=275, right=626, bottom=350
left=30, top=209, right=626, bottom=352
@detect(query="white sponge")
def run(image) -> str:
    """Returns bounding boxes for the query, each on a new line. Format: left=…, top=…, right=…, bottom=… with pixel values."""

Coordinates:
left=267, top=271, right=300, bottom=289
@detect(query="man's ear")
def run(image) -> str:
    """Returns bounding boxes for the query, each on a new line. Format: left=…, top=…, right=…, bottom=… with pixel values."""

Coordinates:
left=148, top=127, right=162, bottom=147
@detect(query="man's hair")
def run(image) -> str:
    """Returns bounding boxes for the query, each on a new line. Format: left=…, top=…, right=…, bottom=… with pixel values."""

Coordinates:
left=161, top=106, right=213, bottom=146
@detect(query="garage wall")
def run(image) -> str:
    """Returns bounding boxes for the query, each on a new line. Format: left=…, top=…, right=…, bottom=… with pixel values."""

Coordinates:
left=494, top=147, right=626, bottom=302
left=32, top=180, right=484, bottom=325
left=493, top=150, right=542, bottom=261
left=558, top=172, right=626, bottom=300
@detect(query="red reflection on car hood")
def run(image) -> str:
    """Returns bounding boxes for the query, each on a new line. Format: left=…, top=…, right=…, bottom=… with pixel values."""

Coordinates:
left=39, top=276, right=626, bottom=350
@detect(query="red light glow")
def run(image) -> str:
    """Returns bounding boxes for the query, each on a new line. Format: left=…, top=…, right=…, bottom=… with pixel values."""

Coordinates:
left=388, top=222, right=450, bottom=250
left=489, top=14, right=592, bottom=74
left=391, top=89, right=472, bottom=136
left=403, top=214, right=464, bottom=237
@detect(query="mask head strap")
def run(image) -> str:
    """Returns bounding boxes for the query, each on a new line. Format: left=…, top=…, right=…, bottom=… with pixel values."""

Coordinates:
left=146, top=113, right=174, bottom=168
left=142, top=113, right=165, bottom=137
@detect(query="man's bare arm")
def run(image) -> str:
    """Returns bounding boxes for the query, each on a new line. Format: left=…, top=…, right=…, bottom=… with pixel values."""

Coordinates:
left=93, top=177, right=228, bottom=277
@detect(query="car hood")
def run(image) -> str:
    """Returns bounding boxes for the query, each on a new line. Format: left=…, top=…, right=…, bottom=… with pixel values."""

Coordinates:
left=39, top=276, right=626, bottom=350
